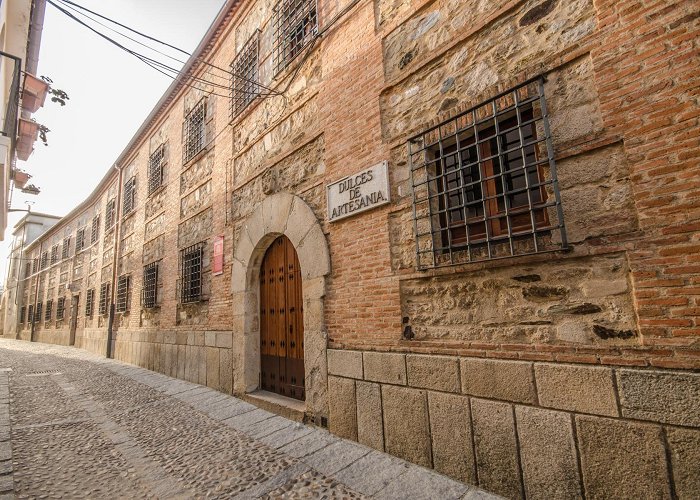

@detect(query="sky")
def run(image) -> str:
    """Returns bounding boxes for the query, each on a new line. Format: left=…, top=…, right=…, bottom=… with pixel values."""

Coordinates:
left=1, top=0, right=227, bottom=282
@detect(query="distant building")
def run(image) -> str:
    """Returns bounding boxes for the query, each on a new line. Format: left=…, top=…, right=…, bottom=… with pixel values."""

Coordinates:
left=2, top=0, right=698, bottom=497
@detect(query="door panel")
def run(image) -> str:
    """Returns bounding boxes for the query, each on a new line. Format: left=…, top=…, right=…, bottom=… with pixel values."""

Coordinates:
left=259, top=236, right=305, bottom=401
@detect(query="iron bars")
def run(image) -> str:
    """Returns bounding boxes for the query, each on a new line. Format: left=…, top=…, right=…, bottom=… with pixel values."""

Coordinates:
left=179, top=242, right=204, bottom=303
left=147, top=144, right=166, bottom=195
left=272, top=0, right=317, bottom=76
left=231, top=30, right=260, bottom=118
left=182, top=98, right=206, bottom=164
left=85, top=288, right=95, bottom=318
left=408, top=77, right=567, bottom=270
left=116, top=275, right=131, bottom=312
left=122, top=177, right=136, bottom=216
left=141, top=261, right=159, bottom=309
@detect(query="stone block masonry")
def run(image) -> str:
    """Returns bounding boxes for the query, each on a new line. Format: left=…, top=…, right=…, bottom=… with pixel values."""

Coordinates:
left=327, top=349, right=700, bottom=499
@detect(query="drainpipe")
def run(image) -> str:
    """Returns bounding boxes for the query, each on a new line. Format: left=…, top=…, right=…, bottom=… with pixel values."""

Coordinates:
left=106, top=163, right=123, bottom=358
left=30, top=238, right=42, bottom=342
left=23, top=0, right=46, bottom=118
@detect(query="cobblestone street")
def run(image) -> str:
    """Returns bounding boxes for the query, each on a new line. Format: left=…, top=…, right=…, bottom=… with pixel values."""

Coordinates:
left=0, top=339, right=495, bottom=499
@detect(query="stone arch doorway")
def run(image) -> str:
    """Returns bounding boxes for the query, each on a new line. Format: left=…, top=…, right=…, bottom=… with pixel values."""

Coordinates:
left=231, top=193, right=330, bottom=417
left=259, top=235, right=305, bottom=400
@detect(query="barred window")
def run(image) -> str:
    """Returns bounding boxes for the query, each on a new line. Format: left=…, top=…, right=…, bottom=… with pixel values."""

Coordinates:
left=231, top=31, right=260, bottom=117
left=148, top=145, right=166, bottom=195
left=123, top=177, right=136, bottom=216
left=183, top=99, right=206, bottom=164
left=32, top=257, right=38, bottom=274
left=273, top=0, right=317, bottom=76
left=116, top=275, right=131, bottom=313
left=24, top=262, right=31, bottom=278
left=28, top=305, right=34, bottom=324
left=91, top=214, right=100, bottom=244
left=409, top=78, right=567, bottom=269
left=98, top=282, right=110, bottom=316
left=142, top=261, right=159, bottom=308
left=45, top=300, right=53, bottom=321
left=57, top=297, right=65, bottom=321
left=85, top=288, right=95, bottom=318
left=62, top=237, right=71, bottom=259
left=50, top=245, right=59, bottom=265
left=41, top=252, right=48, bottom=269
left=105, top=199, right=116, bottom=230
left=76, top=228, right=86, bottom=252
left=179, top=242, right=204, bottom=303
left=36, top=302, right=43, bottom=323
left=20, top=306, right=26, bottom=324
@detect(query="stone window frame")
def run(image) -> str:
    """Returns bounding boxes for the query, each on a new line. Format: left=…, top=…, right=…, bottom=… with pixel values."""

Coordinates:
left=105, top=198, right=116, bottom=230
left=98, top=282, right=110, bottom=316
left=56, top=297, right=65, bottom=321
left=272, top=0, right=318, bottom=76
left=182, top=98, right=207, bottom=165
left=91, top=214, right=100, bottom=244
left=231, top=30, right=261, bottom=118
left=62, top=237, right=71, bottom=259
left=122, top=176, right=137, bottom=217
left=408, top=76, right=568, bottom=269
left=76, top=228, right=86, bottom=252
left=50, top=245, right=59, bottom=265
left=178, top=242, right=205, bottom=304
left=147, top=144, right=166, bottom=196
left=85, top=288, right=95, bottom=318
left=44, top=299, right=53, bottom=322
left=141, top=261, right=160, bottom=309
left=116, top=274, right=131, bottom=313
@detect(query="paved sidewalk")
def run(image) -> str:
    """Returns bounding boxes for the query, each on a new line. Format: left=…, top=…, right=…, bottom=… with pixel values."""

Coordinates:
left=0, top=339, right=497, bottom=499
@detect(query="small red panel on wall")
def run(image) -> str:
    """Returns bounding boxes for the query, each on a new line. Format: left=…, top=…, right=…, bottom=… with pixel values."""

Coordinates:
left=213, top=235, right=224, bottom=276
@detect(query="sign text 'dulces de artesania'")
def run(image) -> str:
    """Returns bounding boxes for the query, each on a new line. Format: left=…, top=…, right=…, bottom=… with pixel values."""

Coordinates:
left=327, top=161, right=390, bottom=222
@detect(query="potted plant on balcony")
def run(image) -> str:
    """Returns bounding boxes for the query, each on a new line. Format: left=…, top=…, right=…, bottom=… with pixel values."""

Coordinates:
left=21, top=73, right=50, bottom=113
left=11, top=169, right=30, bottom=189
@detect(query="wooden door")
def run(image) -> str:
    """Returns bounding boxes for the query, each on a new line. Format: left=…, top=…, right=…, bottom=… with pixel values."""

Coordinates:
left=259, top=235, right=305, bottom=401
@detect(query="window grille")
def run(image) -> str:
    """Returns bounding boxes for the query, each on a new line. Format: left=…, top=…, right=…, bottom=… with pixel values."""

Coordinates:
left=28, top=305, right=34, bottom=324
left=179, top=242, right=204, bottom=303
left=20, top=306, right=26, bottom=324
left=273, top=0, right=317, bottom=76
left=41, top=252, right=48, bottom=269
left=231, top=31, right=260, bottom=117
left=32, top=258, right=38, bottom=274
left=116, top=275, right=131, bottom=312
left=50, top=245, right=59, bottom=265
left=183, top=99, right=206, bottom=164
left=105, top=199, right=116, bottom=229
left=57, top=297, right=65, bottom=321
left=85, top=288, right=95, bottom=318
left=62, top=237, right=71, bottom=259
left=91, top=215, right=100, bottom=244
left=123, top=177, right=136, bottom=216
left=36, top=302, right=43, bottom=323
left=45, top=300, right=53, bottom=321
left=24, top=262, right=31, bottom=278
left=148, top=145, right=166, bottom=195
left=76, top=228, right=86, bottom=252
left=409, top=77, right=567, bottom=269
left=98, top=282, right=110, bottom=316
left=142, top=261, right=159, bottom=308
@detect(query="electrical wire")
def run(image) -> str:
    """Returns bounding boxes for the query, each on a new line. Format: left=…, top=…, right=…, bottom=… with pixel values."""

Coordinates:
left=55, top=0, right=282, bottom=96
left=47, top=0, right=278, bottom=99
left=46, top=0, right=236, bottom=99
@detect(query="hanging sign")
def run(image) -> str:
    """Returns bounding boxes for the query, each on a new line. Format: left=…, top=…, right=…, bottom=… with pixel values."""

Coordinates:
left=327, top=161, right=390, bottom=222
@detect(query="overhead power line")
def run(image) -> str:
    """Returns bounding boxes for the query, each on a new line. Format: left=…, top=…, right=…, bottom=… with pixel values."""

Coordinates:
left=47, top=0, right=279, bottom=99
